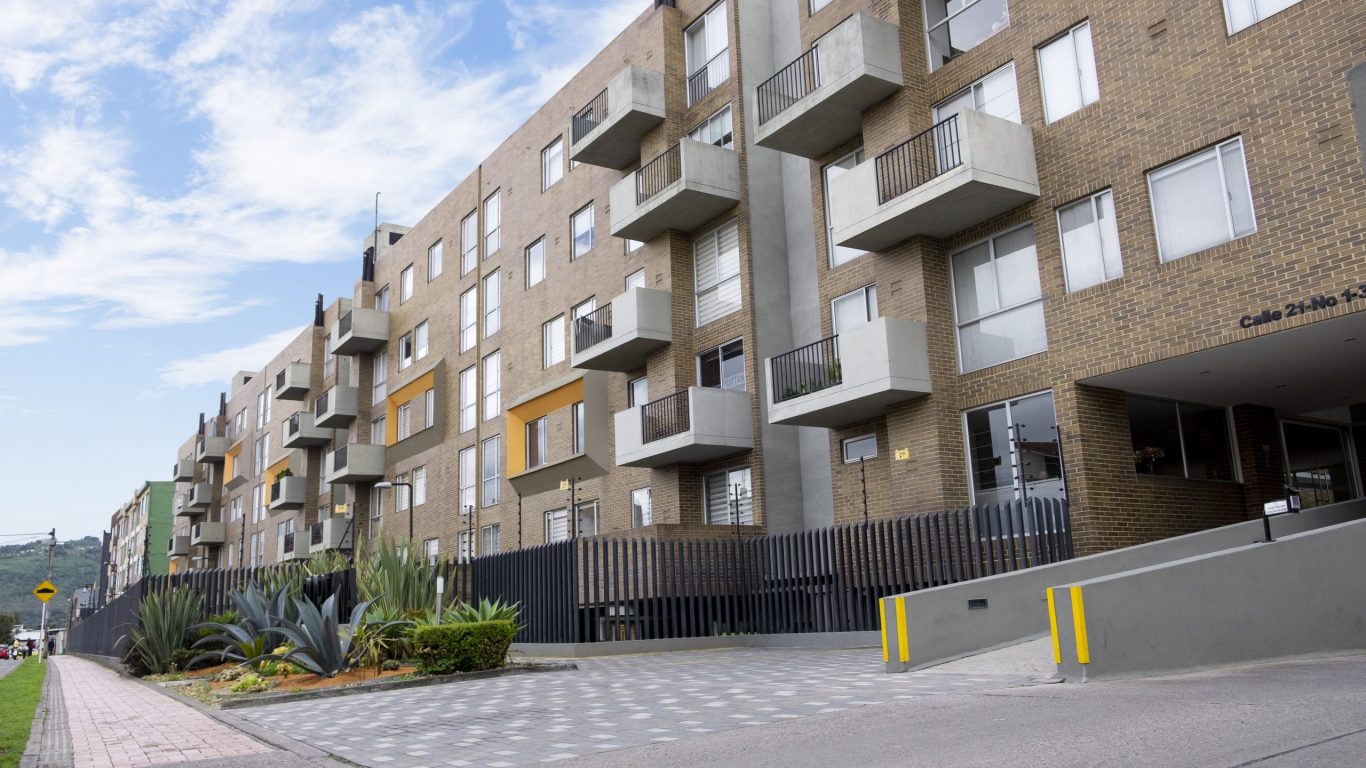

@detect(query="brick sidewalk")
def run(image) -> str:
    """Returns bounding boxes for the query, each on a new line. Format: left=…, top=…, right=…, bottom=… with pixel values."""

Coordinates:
left=52, top=656, right=273, bottom=768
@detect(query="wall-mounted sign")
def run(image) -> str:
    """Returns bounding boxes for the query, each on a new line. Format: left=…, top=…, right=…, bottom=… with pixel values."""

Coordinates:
left=1239, top=284, right=1364, bottom=328
left=894, top=448, right=910, bottom=461
left=334, top=503, right=349, bottom=516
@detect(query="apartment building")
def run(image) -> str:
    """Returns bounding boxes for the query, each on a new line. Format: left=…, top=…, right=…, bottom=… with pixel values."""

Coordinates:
left=169, top=0, right=1365, bottom=568
left=104, top=481, right=174, bottom=599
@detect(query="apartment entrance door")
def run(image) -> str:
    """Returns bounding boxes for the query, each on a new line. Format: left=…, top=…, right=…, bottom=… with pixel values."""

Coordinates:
left=1280, top=420, right=1360, bottom=509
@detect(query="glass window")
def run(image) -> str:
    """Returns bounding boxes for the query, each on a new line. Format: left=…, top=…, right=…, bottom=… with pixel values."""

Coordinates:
left=964, top=391, right=1065, bottom=505
left=375, top=285, right=390, bottom=312
left=459, top=446, right=476, bottom=514
left=571, top=204, right=595, bottom=259
left=372, top=350, right=388, bottom=401
left=832, top=285, right=878, bottom=335
left=413, top=465, right=427, bottom=506
left=625, top=239, right=645, bottom=254
left=810, top=0, right=832, bottom=12
left=1128, top=396, right=1236, bottom=481
left=1058, top=189, right=1122, bottom=291
left=572, top=401, right=585, bottom=455
left=483, top=351, right=500, bottom=420
left=397, top=402, right=412, bottom=441
left=461, top=211, right=478, bottom=275
left=625, top=269, right=646, bottom=290
left=628, top=377, right=649, bottom=407
left=459, top=287, right=477, bottom=352
left=823, top=149, right=866, bottom=267
left=1038, top=22, right=1099, bottom=123
left=460, top=366, right=476, bottom=432
left=704, top=467, right=752, bottom=525
left=398, top=332, right=413, bottom=370
left=457, top=531, right=472, bottom=563
left=689, top=104, right=734, bottom=149
left=924, top=0, right=1010, bottom=72
left=415, top=320, right=429, bottom=360
left=395, top=472, right=410, bottom=511
left=526, top=238, right=546, bottom=288
left=694, top=221, right=741, bottom=326
left=951, top=225, right=1047, bottom=373
left=484, top=271, right=501, bottom=337
left=400, top=264, right=414, bottom=303
left=482, top=524, right=501, bottom=555
left=543, top=315, right=566, bottom=368
left=424, top=388, right=435, bottom=429
left=483, top=191, right=501, bottom=255
left=371, top=415, right=386, bottom=446
left=481, top=435, right=501, bottom=506
left=843, top=434, right=878, bottom=463
left=933, top=63, right=1020, bottom=123
left=545, top=508, right=569, bottom=543
left=631, top=487, right=653, bottom=527
left=427, top=240, right=443, bottom=280
left=698, top=339, right=745, bottom=390
left=526, top=416, right=548, bottom=469
left=542, top=137, right=564, bottom=190
left=1224, top=0, right=1303, bottom=34
left=1148, top=137, right=1256, bottom=262
left=685, top=2, right=730, bottom=105
left=575, top=501, right=600, bottom=537
left=423, top=537, right=439, bottom=566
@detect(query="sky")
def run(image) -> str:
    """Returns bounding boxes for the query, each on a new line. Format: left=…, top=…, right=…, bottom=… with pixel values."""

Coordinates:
left=0, top=0, right=643, bottom=543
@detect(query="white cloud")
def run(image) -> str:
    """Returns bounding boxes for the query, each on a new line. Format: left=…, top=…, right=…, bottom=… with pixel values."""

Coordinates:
left=158, top=326, right=306, bottom=387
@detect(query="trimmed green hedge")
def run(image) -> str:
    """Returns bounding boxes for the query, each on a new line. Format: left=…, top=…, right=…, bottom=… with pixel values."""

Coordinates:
left=412, top=620, right=516, bottom=675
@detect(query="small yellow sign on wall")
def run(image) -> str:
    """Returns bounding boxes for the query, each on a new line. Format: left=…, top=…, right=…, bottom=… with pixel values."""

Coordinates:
left=335, top=503, right=349, bottom=516
left=559, top=479, right=571, bottom=491
left=894, top=448, right=910, bottom=461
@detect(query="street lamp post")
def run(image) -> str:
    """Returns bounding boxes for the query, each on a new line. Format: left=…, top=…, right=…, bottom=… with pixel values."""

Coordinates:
left=372, top=481, right=415, bottom=543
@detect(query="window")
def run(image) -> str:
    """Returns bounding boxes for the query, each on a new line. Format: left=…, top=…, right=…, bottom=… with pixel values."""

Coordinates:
left=250, top=531, right=265, bottom=566
left=483, top=192, right=501, bottom=254
left=951, top=225, right=1046, bottom=373
left=1148, top=137, right=1255, bottom=262
left=1058, top=190, right=1122, bottom=291
left=461, top=211, right=478, bottom=275
left=424, top=388, right=435, bottom=429
left=459, top=287, right=477, bottom=352
left=811, top=0, right=832, bottom=12
left=369, top=486, right=383, bottom=538
left=398, top=331, right=413, bottom=370
left=371, top=415, right=386, bottom=446
left=964, top=391, right=1065, bottom=505
left=460, top=366, right=476, bottom=432
left=694, top=221, right=741, bottom=326
left=704, top=467, right=752, bottom=524
left=628, top=377, right=649, bottom=407
left=372, top=351, right=388, bottom=401
left=526, top=417, right=548, bottom=469
left=571, top=204, right=595, bottom=259
left=375, top=285, right=391, bottom=312
left=395, top=472, right=410, bottom=511
left=459, top=446, right=476, bottom=514
left=457, top=531, right=473, bottom=563
left=481, top=436, right=501, bottom=506
left=543, top=315, right=566, bottom=368
left=253, top=436, right=265, bottom=476
left=823, top=150, right=867, bottom=267
left=625, top=269, right=646, bottom=290
left=572, top=401, right=585, bottom=455
left=545, top=508, right=569, bottom=543
left=483, top=351, right=501, bottom=420
left=625, top=239, right=644, bottom=254
left=423, top=537, right=440, bottom=566
left=323, top=337, right=334, bottom=377
left=481, top=524, right=501, bottom=555
left=575, top=501, right=600, bottom=536
left=427, top=240, right=443, bottom=280
left=230, top=496, right=242, bottom=522
left=235, top=408, right=246, bottom=435
left=933, top=63, right=1020, bottom=123
left=400, top=264, right=414, bottom=303
left=413, top=465, right=427, bottom=506
left=689, top=104, right=733, bottom=149
left=483, top=272, right=500, bottom=337
left=631, top=487, right=652, bottom=527
left=542, top=137, right=564, bottom=190
left=698, top=338, right=745, bottom=390
left=252, top=484, right=264, bottom=522
left=843, top=434, right=878, bottom=463
left=1225, top=0, right=1303, bottom=34
left=256, top=391, right=267, bottom=429
left=526, top=238, right=546, bottom=288
left=685, top=2, right=730, bottom=105
left=1128, top=396, right=1236, bottom=481
left=832, top=285, right=878, bottom=335
left=415, top=320, right=429, bottom=360
left=397, top=402, right=412, bottom=441
left=1038, top=22, right=1098, bottom=123
left=925, top=0, right=1009, bottom=72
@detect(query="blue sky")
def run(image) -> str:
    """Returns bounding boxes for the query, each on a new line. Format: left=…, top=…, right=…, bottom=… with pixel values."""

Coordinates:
left=0, top=0, right=641, bottom=542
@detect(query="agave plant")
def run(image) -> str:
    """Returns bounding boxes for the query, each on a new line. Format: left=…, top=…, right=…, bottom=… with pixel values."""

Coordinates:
left=190, top=584, right=292, bottom=670
left=358, top=539, right=436, bottom=618
left=255, top=594, right=401, bottom=677
left=442, top=598, right=522, bottom=626
left=121, top=586, right=203, bottom=675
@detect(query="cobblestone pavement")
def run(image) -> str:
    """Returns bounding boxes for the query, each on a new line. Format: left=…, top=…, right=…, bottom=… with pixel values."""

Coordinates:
left=51, top=656, right=275, bottom=768
left=237, top=648, right=1045, bottom=767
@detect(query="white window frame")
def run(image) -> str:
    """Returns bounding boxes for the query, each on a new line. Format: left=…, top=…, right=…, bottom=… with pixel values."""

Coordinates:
left=397, top=402, right=412, bottom=441
left=694, top=220, right=742, bottom=327
left=459, top=286, right=477, bottom=352
left=526, top=416, right=548, bottom=469
left=398, top=331, right=413, bottom=371
left=932, top=62, right=1020, bottom=124
left=375, top=285, right=391, bottom=312
left=399, top=264, right=414, bottom=303
left=484, top=271, right=500, bottom=337
left=823, top=149, right=867, bottom=268
left=427, top=240, right=443, bottom=280
left=459, top=366, right=476, bottom=432
left=1057, top=188, right=1122, bottom=292
left=948, top=223, right=1047, bottom=373
left=483, top=351, right=501, bottom=421
left=572, top=401, right=585, bottom=455
left=413, top=465, right=427, bottom=506
left=625, top=268, right=646, bottom=290
left=415, top=320, right=429, bottom=360
left=1146, top=136, right=1256, bottom=263
left=924, top=0, right=1010, bottom=72
left=481, top=523, right=501, bottom=555
left=542, top=137, right=564, bottom=190
left=697, top=337, right=745, bottom=391
left=842, top=434, right=878, bottom=463
left=423, top=537, right=440, bottom=566
left=424, top=387, right=435, bottom=429
left=483, top=191, right=501, bottom=254
left=481, top=435, right=501, bottom=507
left=526, top=238, right=546, bottom=288
left=571, top=204, right=595, bottom=260
left=459, top=446, right=476, bottom=514
left=685, top=2, right=730, bottom=105
left=703, top=466, right=752, bottom=525
left=688, top=104, right=734, bottom=149
left=631, top=487, right=652, bottom=527
left=831, top=284, right=878, bottom=335
left=543, top=315, right=566, bottom=369
left=461, top=211, right=478, bottom=275
left=372, top=350, right=388, bottom=401
left=1223, top=0, right=1304, bottom=35
left=1037, top=22, right=1099, bottom=124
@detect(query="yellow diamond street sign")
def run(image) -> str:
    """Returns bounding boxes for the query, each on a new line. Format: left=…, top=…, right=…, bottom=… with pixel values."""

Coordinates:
left=33, top=580, right=58, bottom=603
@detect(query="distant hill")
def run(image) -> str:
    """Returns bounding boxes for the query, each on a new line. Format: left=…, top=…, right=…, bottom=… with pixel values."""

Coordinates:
left=0, top=536, right=102, bottom=630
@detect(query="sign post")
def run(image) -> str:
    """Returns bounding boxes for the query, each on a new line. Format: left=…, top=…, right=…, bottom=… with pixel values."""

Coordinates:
left=34, top=579, right=57, bottom=664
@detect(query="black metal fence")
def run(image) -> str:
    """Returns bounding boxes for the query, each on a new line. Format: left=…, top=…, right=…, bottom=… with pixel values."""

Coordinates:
left=687, top=51, right=729, bottom=106
left=771, top=335, right=842, bottom=403
left=635, top=144, right=681, bottom=204
left=572, top=88, right=608, bottom=144
left=757, top=46, right=820, bottom=125
left=573, top=304, right=613, bottom=353
left=640, top=389, right=691, bottom=443
left=875, top=114, right=962, bottom=205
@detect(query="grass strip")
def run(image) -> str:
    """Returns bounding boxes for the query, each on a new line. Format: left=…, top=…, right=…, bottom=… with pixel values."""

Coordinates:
left=0, top=659, right=46, bottom=768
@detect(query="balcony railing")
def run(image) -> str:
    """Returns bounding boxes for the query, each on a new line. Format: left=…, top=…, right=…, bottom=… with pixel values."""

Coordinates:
left=641, top=390, right=690, bottom=444
left=314, top=392, right=330, bottom=419
left=875, top=115, right=962, bottom=205
left=636, top=144, right=681, bottom=205
left=572, top=88, right=608, bottom=144
left=339, top=310, right=354, bottom=337
left=311, top=521, right=325, bottom=546
left=771, top=336, right=842, bottom=403
left=333, top=444, right=349, bottom=472
left=275, top=369, right=287, bottom=390
left=270, top=480, right=282, bottom=500
left=288, top=412, right=302, bottom=438
left=687, top=50, right=729, bottom=106
left=573, top=305, right=613, bottom=353
left=282, top=531, right=296, bottom=554
left=757, top=46, right=820, bottom=125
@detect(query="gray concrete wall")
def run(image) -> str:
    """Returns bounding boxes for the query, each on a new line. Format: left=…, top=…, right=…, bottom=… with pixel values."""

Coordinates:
left=514, top=630, right=879, bottom=658
left=1054, top=516, right=1366, bottom=681
left=879, top=499, right=1366, bottom=672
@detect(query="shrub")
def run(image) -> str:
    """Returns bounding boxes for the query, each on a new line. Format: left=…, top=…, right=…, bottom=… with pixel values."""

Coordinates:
left=229, top=672, right=271, bottom=694
left=381, top=659, right=401, bottom=671
left=411, top=621, right=516, bottom=676
left=169, top=648, right=200, bottom=672
left=358, top=539, right=436, bottom=618
left=122, top=586, right=203, bottom=676
left=442, top=598, right=521, bottom=626
left=214, top=666, right=248, bottom=682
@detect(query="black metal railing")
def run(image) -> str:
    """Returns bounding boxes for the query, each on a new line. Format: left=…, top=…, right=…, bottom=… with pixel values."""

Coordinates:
left=269, top=480, right=282, bottom=501
left=641, top=390, right=690, bottom=444
left=757, top=46, right=820, bottom=125
left=875, top=114, right=962, bottom=205
left=287, top=412, right=301, bottom=437
left=687, top=50, right=729, bottom=106
left=167, top=537, right=177, bottom=554
left=192, top=522, right=203, bottom=539
left=311, top=521, right=325, bottom=546
left=314, top=391, right=330, bottom=418
left=574, top=304, right=614, bottom=353
left=772, top=335, right=842, bottom=403
left=572, top=88, right=608, bottom=144
left=635, top=144, right=682, bottom=205
left=282, top=531, right=296, bottom=555
left=339, top=310, right=353, bottom=337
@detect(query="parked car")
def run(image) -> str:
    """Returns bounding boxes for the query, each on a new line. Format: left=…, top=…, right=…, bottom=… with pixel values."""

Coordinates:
left=0, top=646, right=9, bottom=659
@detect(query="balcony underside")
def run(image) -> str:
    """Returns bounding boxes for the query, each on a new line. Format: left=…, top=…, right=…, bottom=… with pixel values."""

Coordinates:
left=611, top=185, right=740, bottom=243
left=835, top=169, right=1040, bottom=252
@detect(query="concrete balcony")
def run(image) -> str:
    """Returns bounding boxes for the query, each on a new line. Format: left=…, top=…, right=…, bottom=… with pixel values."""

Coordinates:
left=571, top=288, right=672, bottom=372
left=754, top=14, right=902, bottom=159
left=186, top=481, right=213, bottom=510
left=569, top=65, right=666, bottom=170
left=313, top=385, right=358, bottom=429
left=196, top=435, right=228, bottom=463
left=268, top=475, right=306, bottom=512
left=190, top=521, right=225, bottom=547
left=330, top=308, right=388, bottom=356
left=309, top=517, right=353, bottom=553
left=325, top=443, right=385, bottom=485
left=176, top=494, right=201, bottom=520
left=277, top=530, right=308, bottom=561
left=614, top=387, right=753, bottom=468
left=283, top=410, right=334, bottom=448
left=765, top=317, right=932, bottom=428
left=172, top=458, right=194, bottom=483
left=830, top=110, right=1039, bottom=251
left=609, top=139, right=740, bottom=242
left=275, top=363, right=311, bottom=400
left=167, top=535, right=190, bottom=558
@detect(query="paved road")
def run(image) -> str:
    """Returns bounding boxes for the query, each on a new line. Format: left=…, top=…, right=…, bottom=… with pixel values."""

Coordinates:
left=237, top=648, right=1043, bottom=767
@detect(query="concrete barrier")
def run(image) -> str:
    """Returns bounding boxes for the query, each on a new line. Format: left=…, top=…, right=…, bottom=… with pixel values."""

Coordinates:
left=877, top=499, right=1366, bottom=672
left=1052, top=516, right=1366, bottom=680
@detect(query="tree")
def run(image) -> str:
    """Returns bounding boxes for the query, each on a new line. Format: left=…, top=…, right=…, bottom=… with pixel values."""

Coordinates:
left=0, top=612, right=16, bottom=645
